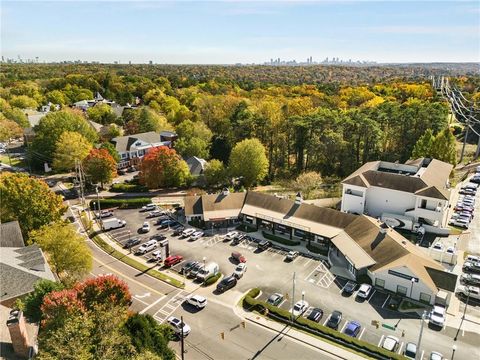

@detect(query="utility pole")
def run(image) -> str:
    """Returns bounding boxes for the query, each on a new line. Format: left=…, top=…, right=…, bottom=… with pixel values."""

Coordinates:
left=96, top=186, right=102, bottom=230
left=180, top=316, right=185, bottom=360
left=415, top=310, right=427, bottom=360
left=291, top=272, right=296, bottom=324
left=460, top=120, right=470, bottom=163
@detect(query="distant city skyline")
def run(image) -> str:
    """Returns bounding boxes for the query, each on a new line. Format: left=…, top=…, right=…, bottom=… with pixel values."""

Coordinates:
left=1, top=1, right=479, bottom=64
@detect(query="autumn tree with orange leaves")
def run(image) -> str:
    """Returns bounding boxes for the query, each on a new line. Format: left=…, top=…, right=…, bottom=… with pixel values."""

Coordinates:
left=139, top=146, right=191, bottom=189
left=83, top=148, right=117, bottom=187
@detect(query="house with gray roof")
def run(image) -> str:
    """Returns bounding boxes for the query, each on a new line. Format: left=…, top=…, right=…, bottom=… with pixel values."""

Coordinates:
left=341, top=158, right=453, bottom=232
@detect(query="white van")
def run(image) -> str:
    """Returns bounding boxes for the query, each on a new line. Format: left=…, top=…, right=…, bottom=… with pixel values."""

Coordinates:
left=102, top=218, right=127, bottom=230
left=181, top=228, right=196, bottom=238
left=196, top=262, right=219, bottom=282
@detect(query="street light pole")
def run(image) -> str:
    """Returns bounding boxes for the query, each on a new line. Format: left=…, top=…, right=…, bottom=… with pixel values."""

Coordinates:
left=202, top=256, right=206, bottom=285
left=410, top=278, right=415, bottom=299
left=415, top=310, right=427, bottom=360
left=96, top=186, right=102, bottom=230
left=180, top=315, right=185, bottom=360
left=291, top=272, right=296, bottom=324
left=451, top=344, right=457, bottom=360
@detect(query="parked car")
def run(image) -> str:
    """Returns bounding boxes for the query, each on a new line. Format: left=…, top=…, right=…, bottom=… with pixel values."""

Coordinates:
left=232, top=234, right=245, bottom=245
left=344, top=321, right=361, bottom=337
left=466, top=255, right=480, bottom=263
left=141, top=222, right=151, bottom=233
left=456, top=285, right=480, bottom=301
left=141, top=203, right=156, bottom=212
left=147, top=250, right=163, bottom=263
left=233, top=263, right=247, bottom=279
left=429, top=305, right=446, bottom=328
left=164, top=255, right=183, bottom=267
left=463, top=261, right=480, bottom=274
left=470, top=175, right=480, bottom=184
left=167, top=316, right=191, bottom=337
left=382, top=335, right=399, bottom=352
left=307, top=308, right=323, bottom=322
left=357, top=284, right=372, bottom=299
left=172, top=227, right=185, bottom=236
left=158, top=220, right=175, bottom=229
left=216, top=275, right=237, bottom=293
left=196, top=262, right=220, bottom=282
left=404, top=342, right=417, bottom=360
left=291, top=300, right=309, bottom=316
left=326, top=310, right=342, bottom=329
left=449, top=219, right=469, bottom=229
left=123, top=238, right=141, bottom=249
left=186, top=295, right=207, bottom=309
left=95, top=210, right=113, bottom=219
left=190, top=231, right=204, bottom=241
left=429, top=351, right=443, bottom=360
left=136, top=240, right=158, bottom=255
left=147, top=210, right=164, bottom=218
left=224, top=231, right=239, bottom=241
left=257, top=240, right=272, bottom=251
left=342, top=282, right=357, bottom=295
left=460, top=273, right=480, bottom=286
left=117, top=169, right=127, bottom=175
left=102, top=218, right=126, bottom=230
left=154, top=216, right=171, bottom=225
left=231, top=251, right=247, bottom=263
left=286, top=251, right=299, bottom=261
left=150, top=234, right=167, bottom=241
left=266, top=293, right=284, bottom=306
left=181, top=260, right=199, bottom=275
left=188, top=263, right=203, bottom=278
left=181, top=228, right=196, bottom=238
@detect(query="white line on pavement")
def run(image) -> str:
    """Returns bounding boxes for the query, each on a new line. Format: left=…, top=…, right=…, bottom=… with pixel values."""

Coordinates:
left=397, top=342, right=404, bottom=354
left=368, top=290, right=376, bottom=301
left=323, top=315, right=331, bottom=326
left=420, top=350, right=424, bottom=359
left=340, top=321, right=347, bottom=334
left=139, top=295, right=166, bottom=314
left=378, top=334, right=385, bottom=347
left=133, top=297, right=150, bottom=306
left=304, top=266, right=318, bottom=281
left=303, top=258, right=313, bottom=267
left=358, top=328, right=366, bottom=340
left=382, top=294, right=391, bottom=308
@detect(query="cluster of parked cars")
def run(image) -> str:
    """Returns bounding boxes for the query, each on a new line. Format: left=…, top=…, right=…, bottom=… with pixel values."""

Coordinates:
left=458, top=255, right=480, bottom=302
left=449, top=182, right=478, bottom=229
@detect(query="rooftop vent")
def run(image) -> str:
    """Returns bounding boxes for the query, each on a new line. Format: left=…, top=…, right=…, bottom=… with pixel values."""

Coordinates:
left=295, top=192, right=303, bottom=205
left=222, top=187, right=229, bottom=196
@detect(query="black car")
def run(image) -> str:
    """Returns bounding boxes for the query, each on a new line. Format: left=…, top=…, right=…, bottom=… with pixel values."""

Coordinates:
left=117, top=169, right=127, bottom=175
left=326, top=310, right=342, bottom=329
left=216, top=276, right=237, bottom=293
left=307, top=308, right=324, bottom=323
left=158, top=220, right=175, bottom=229
left=172, top=227, right=185, bottom=236
left=127, top=166, right=137, bottom=173
left=150, top=234, right=167, bottom=241
left=181, top=260, right=199, bottom=275
left=154, top=216, right=171, bottom=225
left=123, top=238, right=141, bottom=249
left=342, top=282, right=357, bottom=295
left=257, top=240, right=272, bottom=251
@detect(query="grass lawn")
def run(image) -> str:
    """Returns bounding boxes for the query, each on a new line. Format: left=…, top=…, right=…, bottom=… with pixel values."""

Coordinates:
left=0, top=154, right=25, bottom=168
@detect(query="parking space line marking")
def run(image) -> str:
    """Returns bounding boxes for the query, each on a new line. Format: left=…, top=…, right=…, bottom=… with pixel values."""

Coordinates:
left=420, top=350, right=424, bottom=359
left=378, top=335, right=384, bottom=347
left=139, top=295, right=166, bottom=314
left=339, top=282, right=350, bottom=294
left=304, top=266, right=318, bottom=281
left=358, top=328, right=366, bottom=340
left=303, top=258, right=313, bottom=267
left=323, top=315, right=330, bottom=326
left=340, top=321, right=347, bottom=334
left=368, top=289, right=376, bottom=301
left=397, top=342, right=404, bottom=354
left=382, top=294, right=390, bottom=308
left=278, top=299, right=286, bottom=308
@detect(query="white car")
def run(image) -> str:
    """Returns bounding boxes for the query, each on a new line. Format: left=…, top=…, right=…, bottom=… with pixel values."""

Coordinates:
left=450, top=219, right=469, bottom=229
left=429, top=305, right=446, bottom=327
left=224, top=231, right=239, bottom=240
left=141, top=222, right=151, bottom=233
left=382, top=335, right=399, bottom=352
left=181, top=228, right=196, bottom=238
left=429, top=351, right=443, bottom=360
left=466, top=255, right=480, bottom=263
left=291, top=300, right=309, bottom=316
left=456, top=285, right=480, bottom=301
left=190, top=231, right=204, bottom=241
left=187, top=294, right=207, bottom=309
left=432, top=243, right=444, bottom=251
left=141, top=203, right=157, bottom=212
left=357, top=284, right=372, bottom=299
left=149, top=250, right=163, bottom=262
left=167, top=316, right=191, bottom=336
left=233, top=263, right=247, bottom=279
left=136, top=240, right=158, bottom=254
left=286, top=251, right=299, bottom=261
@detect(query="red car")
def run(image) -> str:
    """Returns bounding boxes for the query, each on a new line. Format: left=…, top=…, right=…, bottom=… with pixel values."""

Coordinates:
left=164, top=255, right=183, bottom=267
left=231, top=251, right=246, bottom=263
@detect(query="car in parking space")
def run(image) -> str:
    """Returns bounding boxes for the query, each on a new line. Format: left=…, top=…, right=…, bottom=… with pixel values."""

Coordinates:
left=136, top=240, right=158, bottom=255
left=150, top=234, right=167, bottom=241
left=233, top=263, right=247, bottom=279
left=164, top=255, right=183, bottom=267
left=167, top=316, right=191, bottom=337
left=189, top=231, right=204, bottom=241
left=154, top=216, right=170, bottom=225
left=404, top=342, right=417, bottom=359
left=186, top=295, right=207, bottom=309
left=459, top=187, right=476, bottom=195
left=266, top=293, right=284, bottom=307
left=172, top=226, right=185, bottom=236
left=326, top=310, right=342, bottom=330
left=342, top=282, right=357, bottom=295
left=257, top=240, right=272, bottom=251
left=307, top=308, right=323, bottom=322
left=181, top=260, right=199, bottom=275
left=141, top=222, right=151, bottom=233
left=188, top=263, right=203, bottom=278
left=141, top=203, right=157, bottom=212
left=123, top=238, right=141, bottom=249
left=429, top=305, right=446, bottom=328
left=224, top=231, right=239, bottom=241
left=463, top=261, right=480, bottom=274
left=357, top=284, right=372, bottom=299
left=181, top=228, right=196, bottom=238
left=460, top=273, right=480, bottom=286
left=456, top=285, right=480, bottom=301
left=147, top=210, right=164, bottom=218
left=449, top=218, right=470, bottom=229
left=285, top=251, right=299, bottom=261
left=466, top=255, right=480, bottom=263
left=432, top=242, right=444, bottom=251
left=216, top=275, right=237, bottom=293
left=291, top=300, right=309, bottom=316
left=158, top=220, right=176, bottom=229
left=95, top=210, right=113, bottom=219
left=343, top=321, right=361, bottom=337
left=147, top=250, right=163, bottom=263
left=429, top=351, right=443, bottom=360
left=381, top=335, right=399, bottom=352
left=231, top=251, right=246, bottom=263
left=454, top=204, right=474, bottom=213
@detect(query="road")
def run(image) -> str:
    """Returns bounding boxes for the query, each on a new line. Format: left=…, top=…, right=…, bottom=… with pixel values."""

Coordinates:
left=86, top=236, right=342, bottom=360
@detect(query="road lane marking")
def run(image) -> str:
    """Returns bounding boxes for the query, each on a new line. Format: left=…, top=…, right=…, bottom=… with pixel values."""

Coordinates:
left=397, top=342, right=404, bottom=354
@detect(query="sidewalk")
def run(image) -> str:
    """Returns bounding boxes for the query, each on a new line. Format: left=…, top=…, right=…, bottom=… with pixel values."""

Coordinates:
left=235, top=306, right=366, bottom=360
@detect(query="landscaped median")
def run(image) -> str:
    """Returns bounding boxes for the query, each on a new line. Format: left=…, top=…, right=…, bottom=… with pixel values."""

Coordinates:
left=242, top=288, right=405, bottom=360
left=90, top=197, right=152, bottom=210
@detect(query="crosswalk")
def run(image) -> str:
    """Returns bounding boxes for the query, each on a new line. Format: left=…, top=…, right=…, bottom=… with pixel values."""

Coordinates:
left=305, top=261, right=336, bottom=288
left=203, top=235, right=224, bottom=247
left=153, top=290, right=189, bottom=323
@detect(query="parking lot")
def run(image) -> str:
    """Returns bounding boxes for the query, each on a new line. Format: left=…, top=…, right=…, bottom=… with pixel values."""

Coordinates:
left=101, top=207, right=479, bottom=359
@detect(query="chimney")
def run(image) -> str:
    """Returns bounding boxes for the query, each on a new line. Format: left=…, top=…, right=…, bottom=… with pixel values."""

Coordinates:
left=295, top=192, right=303, bottom=205
left=7, top=310, right=31, bottom=359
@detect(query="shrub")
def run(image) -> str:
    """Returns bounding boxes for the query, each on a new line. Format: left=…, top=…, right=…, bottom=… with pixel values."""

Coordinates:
left=247, top=288, right=260, bottom=299
left=90, top=198, right=152, bottom=210
left=204, top=273, right=221, bottom=286
left=306, top=244, right=329, bottom=256
left=262, top=231, right=300, bottom=246
left=236, top=223, right=257, bottom=233
left=110, top=183, right=148, bottom=193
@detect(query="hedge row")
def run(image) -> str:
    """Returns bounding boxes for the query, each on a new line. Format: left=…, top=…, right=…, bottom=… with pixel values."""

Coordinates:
left=204, top=273, right=222, bottom=286
left=110, top=183, right=148, bottom=193
left=90, top=198, right=152, bottom=210
left=236, top=224, right=258, bottom=233
left=91, top=234, right=184, bottom=289
left=262, top=231, right=301, bottom=246
left=243, top=291, right=403, bottom=360
left=306, top=244, right=329, bottom=256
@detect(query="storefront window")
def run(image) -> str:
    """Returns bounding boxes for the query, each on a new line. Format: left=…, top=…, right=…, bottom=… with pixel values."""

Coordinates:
left=375, top=278, right=385, bottom=288
left=419, top=292, right=431, bottom=304
left=293, top=229, right=305, bottom=238
left=396, top=285, right=407, bottom=296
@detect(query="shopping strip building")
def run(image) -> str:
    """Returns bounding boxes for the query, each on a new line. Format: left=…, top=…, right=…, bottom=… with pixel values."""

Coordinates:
left=185, top=190, right=456, bottom=305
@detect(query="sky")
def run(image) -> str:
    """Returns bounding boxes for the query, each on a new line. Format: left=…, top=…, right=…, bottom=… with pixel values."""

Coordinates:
left=1, top=0, right=479, bottom=64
